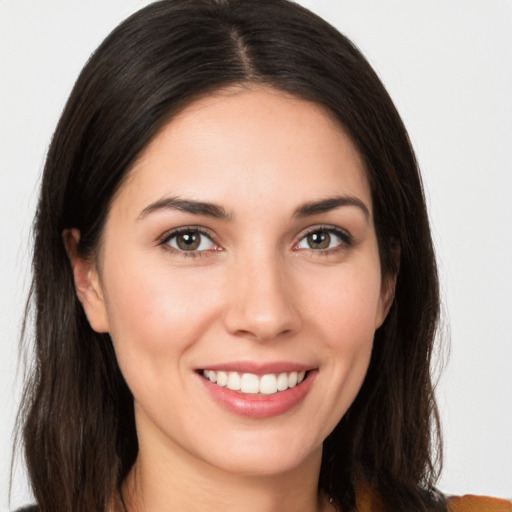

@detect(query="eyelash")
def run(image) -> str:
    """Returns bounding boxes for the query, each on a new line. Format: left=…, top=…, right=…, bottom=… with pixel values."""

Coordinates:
left=158, top=225, right=354, bottom=259
left=158, top=227, right=218, bottom=259
left=294, top=225, right=354, bottom=255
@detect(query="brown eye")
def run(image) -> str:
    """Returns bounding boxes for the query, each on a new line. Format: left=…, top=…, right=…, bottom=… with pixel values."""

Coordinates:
left=165, top=229, right=215, bottom=252
left=306, top=231, right=331, bottom=249
left=176, top=232, right=200, bottom=250
left=296, top=227, right=351, bottom=252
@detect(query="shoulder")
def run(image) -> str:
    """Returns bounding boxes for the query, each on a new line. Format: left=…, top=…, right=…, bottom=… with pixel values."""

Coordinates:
left=447, top=494, right=512, bottom=512
left=355, top=482, right=511, bottom=512
left=14, top=506, right=38, bottom=512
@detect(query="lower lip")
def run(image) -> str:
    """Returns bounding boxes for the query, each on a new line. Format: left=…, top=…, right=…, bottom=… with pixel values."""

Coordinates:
left=198, top=371, right=317, bottom=419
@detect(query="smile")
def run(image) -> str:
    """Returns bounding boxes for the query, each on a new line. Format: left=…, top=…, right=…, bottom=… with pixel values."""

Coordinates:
left=201, top=370, right=307, bottom=395
left=198, top=364, right=317, bottom=418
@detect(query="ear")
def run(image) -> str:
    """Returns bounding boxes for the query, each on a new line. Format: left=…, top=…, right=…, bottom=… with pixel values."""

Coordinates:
left=375, top=240, right=400, bottom=329
left=63, top=229, right=110, bottom=333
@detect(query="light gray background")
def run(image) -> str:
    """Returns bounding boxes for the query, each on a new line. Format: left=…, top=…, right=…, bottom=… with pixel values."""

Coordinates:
left=1, top=1, right=511, bottom=509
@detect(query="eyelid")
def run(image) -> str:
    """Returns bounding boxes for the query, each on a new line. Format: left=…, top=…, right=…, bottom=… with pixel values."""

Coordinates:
left=156, top=224, right=353, bottom=257
left=158, top=226, right=220, bottom=255
left=294, top=225, right=354, bottom=251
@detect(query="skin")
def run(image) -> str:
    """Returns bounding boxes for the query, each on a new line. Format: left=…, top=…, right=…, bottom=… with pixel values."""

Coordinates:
left=66, top=86, right=395, bottom=512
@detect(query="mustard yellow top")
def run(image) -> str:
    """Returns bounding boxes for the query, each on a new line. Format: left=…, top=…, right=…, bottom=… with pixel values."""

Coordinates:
left=354, top=483, right=512, bottom=512
left=447, top=494, right=512, bottom=512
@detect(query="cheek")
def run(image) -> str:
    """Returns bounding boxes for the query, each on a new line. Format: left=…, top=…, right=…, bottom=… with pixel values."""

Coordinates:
left=100, top=254, right=221, bottom=388
left=303, top=262, right=383, bottom=345
left=299, top=260, right=381, bottom=413
left=314, top=282, right=378, bottom=381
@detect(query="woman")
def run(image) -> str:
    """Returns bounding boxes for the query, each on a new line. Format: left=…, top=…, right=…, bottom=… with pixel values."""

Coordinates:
left=13, top=1, right=511, bottom=512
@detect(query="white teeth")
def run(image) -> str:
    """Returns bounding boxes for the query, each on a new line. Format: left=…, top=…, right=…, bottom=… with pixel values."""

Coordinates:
left=203, top=370, right=308, bottom=395
left=277, top=372, right=289, bottom=391
left=227, top=372, right=241, bottom=391
left=259, top=374, right=278, bottom=395
left=240, top=373, right=259, bottom=393
left=216, top=371, right=228, bottom=387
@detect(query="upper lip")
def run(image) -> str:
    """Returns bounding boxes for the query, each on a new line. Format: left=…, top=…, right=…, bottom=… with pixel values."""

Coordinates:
left=198, top=361, right=315, bottom=375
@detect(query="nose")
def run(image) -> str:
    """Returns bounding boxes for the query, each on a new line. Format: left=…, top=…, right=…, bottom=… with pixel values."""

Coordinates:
left=223, top=254, right=302, bottom=342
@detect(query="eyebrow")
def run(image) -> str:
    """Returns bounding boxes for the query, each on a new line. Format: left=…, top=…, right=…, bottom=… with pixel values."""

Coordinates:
left=137, top=194, right=370, bottom=222
left=138, top=197, right=232, bottom=221
left=293, top=196, right=370, bottom=219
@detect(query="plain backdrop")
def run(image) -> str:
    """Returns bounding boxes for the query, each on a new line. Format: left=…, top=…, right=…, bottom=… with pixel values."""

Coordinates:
left=1, top=0, right=511, bottom=509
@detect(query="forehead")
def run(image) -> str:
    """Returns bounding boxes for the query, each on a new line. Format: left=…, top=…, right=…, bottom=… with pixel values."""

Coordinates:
left=116, top=86, right=371, bottom=219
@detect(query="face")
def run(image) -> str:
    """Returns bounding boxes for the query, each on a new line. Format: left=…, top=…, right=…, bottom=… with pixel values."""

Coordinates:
left=72, top=87, right=392, bottom=478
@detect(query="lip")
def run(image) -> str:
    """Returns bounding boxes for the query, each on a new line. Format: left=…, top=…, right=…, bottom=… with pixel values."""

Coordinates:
left=197, top=367, right=318, bottom=419
left=199, top=361, right=313, bottom=375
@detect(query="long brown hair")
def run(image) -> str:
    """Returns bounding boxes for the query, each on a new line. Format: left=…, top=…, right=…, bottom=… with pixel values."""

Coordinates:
left=18, top=1, right=443, bottom=511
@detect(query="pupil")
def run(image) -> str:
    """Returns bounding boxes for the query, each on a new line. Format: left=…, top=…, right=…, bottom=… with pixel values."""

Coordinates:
left=177, top=232, right=200, bottom=250
left=308, top=231, right=330, bottom=249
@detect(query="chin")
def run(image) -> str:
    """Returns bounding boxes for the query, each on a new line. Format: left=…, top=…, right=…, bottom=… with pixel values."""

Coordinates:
left=189, top=428, right=324, bottom=478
